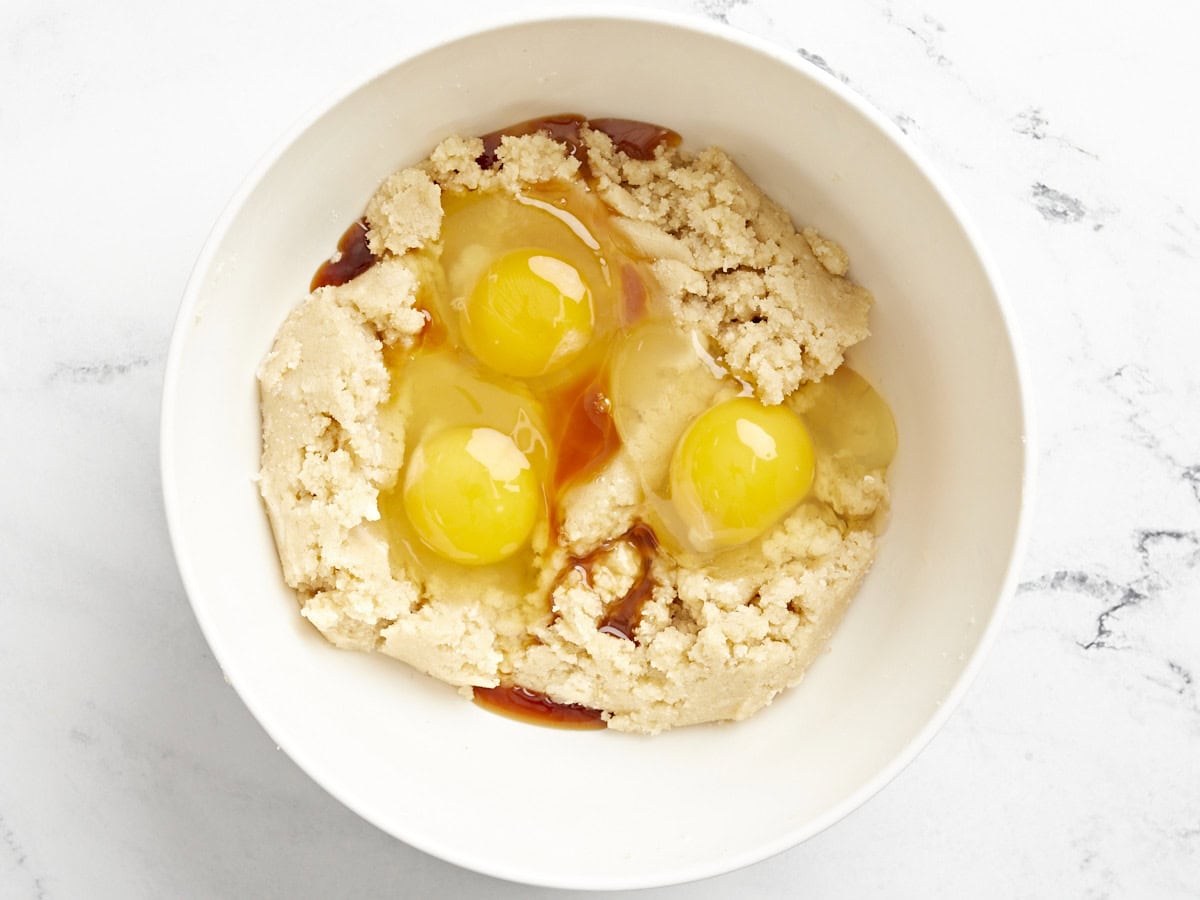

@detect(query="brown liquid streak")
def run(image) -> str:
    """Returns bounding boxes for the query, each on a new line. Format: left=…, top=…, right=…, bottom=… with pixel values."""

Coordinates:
left=475, top=113, right=678, bottom=173
left=588, top=117, right=681, bottom=160
left=473, top=684, right=605, bottom=729
left=596, top=523, right=659, bottom=641
left=310, top=218, right=377, bottom=291
left=560, top=523, right=660, bottom=644
left=548, top=372, right=619, bottom=494
left=545, top=271, right=649, bottom=520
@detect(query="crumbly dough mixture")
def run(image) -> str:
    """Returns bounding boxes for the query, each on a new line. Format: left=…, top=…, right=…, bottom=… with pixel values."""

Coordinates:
left=258, top=125, right=886, bottom=733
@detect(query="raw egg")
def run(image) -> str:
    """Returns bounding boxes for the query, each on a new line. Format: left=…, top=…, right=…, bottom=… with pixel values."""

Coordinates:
left=461, top=248, right=595, bottom=378
left=402, top=426, right=539, bottom=565
left=669, top=397, right=815, bottom=552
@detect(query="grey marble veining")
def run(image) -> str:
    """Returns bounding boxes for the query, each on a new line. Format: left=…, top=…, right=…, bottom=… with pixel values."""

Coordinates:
left=2, top=0, right=1198, bottom=896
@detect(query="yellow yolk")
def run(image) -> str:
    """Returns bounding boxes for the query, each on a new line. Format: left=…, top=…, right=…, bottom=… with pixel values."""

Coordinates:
left=460, top=248, right=595, bottom=378
left=402, top=426, right=539, bottom=565
left=669, top=397, right=815, bottom=551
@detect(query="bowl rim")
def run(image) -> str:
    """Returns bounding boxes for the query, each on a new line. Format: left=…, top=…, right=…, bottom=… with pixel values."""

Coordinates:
left=160, top=5, right=1037, bottom=889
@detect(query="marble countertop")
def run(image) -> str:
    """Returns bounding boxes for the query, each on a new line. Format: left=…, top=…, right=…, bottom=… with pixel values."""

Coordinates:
left=4, top=0, right=1198, bottom=896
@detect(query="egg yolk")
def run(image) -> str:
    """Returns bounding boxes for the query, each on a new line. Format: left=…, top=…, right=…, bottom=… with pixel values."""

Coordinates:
left=669, top=397, right=815, bottom=551
left=402, top=426, right=539, bottom=565
left=461, top=248, right=594, bottom=378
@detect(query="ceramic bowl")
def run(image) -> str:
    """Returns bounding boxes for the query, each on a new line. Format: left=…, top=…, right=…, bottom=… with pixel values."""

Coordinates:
left=161, top=9, right=1032, bottom=889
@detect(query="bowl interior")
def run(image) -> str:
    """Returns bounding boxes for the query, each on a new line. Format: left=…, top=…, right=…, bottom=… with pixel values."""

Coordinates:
left=162, top=14, right=1028, bottom=890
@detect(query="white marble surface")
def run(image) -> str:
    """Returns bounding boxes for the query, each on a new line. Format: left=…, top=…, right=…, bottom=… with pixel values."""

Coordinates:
left=3, top=0, right=1198, bottom=895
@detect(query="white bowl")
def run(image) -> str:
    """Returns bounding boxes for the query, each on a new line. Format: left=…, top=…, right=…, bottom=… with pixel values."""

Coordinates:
left=161, top=9, right=1032, bottom=890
